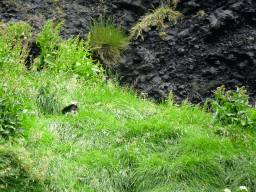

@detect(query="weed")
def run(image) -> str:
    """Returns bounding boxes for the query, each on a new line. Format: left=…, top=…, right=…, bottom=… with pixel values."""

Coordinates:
left=35, top=19, right=64, bottom=69
left=0, top=144, right=53, bottom=191
left=36, top=19, right=104, bottom=81
left=55, top=34, right=104, bottom=81
left=166, top=90, right=178, bottom=107
left=35, top=80, right=62, bottom=115
left=208, top=85, right=253, bottom=128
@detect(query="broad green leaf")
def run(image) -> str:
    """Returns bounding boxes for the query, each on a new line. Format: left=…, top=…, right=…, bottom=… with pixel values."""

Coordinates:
left=45, top=55, right=56, bottom=65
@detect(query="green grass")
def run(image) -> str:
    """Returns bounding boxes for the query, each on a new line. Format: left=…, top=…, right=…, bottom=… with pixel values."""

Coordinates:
left=1, top=20, right=256, bottom=192
left=88, top=15, right=129, bottom=66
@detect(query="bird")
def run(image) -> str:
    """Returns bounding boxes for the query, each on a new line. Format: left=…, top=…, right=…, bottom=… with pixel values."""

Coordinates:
left=62, top=100, right=78, bottom=115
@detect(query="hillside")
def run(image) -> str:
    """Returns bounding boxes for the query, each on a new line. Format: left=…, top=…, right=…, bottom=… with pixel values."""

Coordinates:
left=0, top=1, right=256, bottom=191
left=0, top=0, right=256, bottom=104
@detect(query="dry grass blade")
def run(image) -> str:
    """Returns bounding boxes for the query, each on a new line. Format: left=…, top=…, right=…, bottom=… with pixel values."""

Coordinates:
left=130, top=6, right=183, bottom=40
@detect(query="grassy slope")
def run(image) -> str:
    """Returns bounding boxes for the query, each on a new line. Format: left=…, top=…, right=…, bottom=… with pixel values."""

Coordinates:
left=0, top=20, right=256, bottom=192
left=17, top=75, right=256, bottom=192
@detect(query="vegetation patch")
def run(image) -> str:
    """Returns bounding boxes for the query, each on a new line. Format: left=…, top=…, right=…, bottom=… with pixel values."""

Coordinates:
left=0, top=79, right=24, bottom=140
left=0, top=19, right=256, bottom=192
left=130, top=1, right=183, bottom=40
left=0, top=144, right=53, bottom=191
left=209, top=85, right=253, bottom=128
left=88, top=15, right=129, bottom=67
left=35, top=19, right=104, bottom=81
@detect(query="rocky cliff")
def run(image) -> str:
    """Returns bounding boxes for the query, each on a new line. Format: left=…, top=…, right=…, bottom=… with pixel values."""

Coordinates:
left=113, top=0, right=256, bottom=104
left=1, top=0, right=256, bottom=104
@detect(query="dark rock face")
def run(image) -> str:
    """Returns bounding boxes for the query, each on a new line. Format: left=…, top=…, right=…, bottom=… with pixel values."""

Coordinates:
left=0, top=0, right=111, bottom=39
left=1, top=0, right=256, bottom=104
left=114, top=0, right=256, bottom=104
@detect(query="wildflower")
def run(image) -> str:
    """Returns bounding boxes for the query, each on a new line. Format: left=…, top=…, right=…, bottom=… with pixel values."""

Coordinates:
left=239, top=186, right=248, bottom=191
left=224, top=188, right=231, bottom=192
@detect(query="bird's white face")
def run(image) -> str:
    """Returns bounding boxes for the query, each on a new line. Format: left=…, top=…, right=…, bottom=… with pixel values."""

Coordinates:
left=71, top=100, right=77, bottom=105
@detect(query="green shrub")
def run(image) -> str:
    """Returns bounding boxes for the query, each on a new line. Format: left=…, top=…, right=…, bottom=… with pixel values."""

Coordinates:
left=209, top=85, right=253, bottom=128
left=35, top=19, right=104, bottom=82
left=35, top=19, right=64, bottom=68
left=88, top=15, right=129, bottom=66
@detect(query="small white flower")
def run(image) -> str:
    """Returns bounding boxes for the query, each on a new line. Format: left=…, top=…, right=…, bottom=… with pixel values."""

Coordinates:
left=224, top=188, right=231, bottom=192
left=239, top=186, right=248, bottom=191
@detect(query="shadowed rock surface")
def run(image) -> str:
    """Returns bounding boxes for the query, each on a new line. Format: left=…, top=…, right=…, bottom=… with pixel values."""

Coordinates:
left=113, top=0, right=256, bottom=104
left=1, top=0, right=256, bottom=104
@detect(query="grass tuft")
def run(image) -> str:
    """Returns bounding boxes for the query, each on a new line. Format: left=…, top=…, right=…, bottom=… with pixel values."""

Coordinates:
left=130, top=5, right=183, bottom=40
left=196, top=10, right=206, bottom=17
left=88, top=15, right=129, bottom=67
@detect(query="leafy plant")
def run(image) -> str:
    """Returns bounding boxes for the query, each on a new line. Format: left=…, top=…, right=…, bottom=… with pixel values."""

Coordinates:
left=55, top=35, right=104, bottom=81
left=88, top=15, right=129, bottom=66
left=209, top=85, right=253, bottom=128
left=35, top=19, right=104, bottom=82
left=35, top=19, right=64, bottom=69
left=0, top=81, right=24, bottom=140
left=247, top=107, right=256, bottom=127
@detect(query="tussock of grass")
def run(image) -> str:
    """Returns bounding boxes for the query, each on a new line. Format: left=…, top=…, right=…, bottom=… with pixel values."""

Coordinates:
left=88, top=16, right=129, bottom=67
left=130, top=5, right=183, bottom=40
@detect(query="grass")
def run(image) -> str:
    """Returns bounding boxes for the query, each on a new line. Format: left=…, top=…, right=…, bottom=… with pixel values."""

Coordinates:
left=0, top=20, right=256, bottom=192
left=88, top=15, right=129, bottom=67
left=196, top=10, right=206, bottom=17
left=130, top=2, right=183, bottom=40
